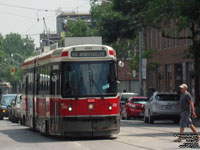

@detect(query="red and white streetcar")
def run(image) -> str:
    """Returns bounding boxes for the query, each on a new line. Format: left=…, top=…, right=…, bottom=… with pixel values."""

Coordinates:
left=21, top=44, right=120, bottom=136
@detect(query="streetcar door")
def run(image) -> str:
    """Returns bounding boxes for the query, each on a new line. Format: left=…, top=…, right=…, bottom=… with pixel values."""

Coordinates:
left=51, top=72, right=61, bottom=133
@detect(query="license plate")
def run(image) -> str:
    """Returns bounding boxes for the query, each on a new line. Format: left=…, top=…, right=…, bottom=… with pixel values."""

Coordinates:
left=140, top=113, right=144, bottom=116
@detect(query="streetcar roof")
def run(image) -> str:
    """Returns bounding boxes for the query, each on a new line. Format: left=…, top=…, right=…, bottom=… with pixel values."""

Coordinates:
left=23, top=44, right=116, bottom=68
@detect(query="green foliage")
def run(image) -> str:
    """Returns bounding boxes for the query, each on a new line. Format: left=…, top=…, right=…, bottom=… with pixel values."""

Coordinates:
left=0, top=33, right=34, bottom=91
left=110, top=38, right=138, bottom=60
left=90, top=0, right=136, bottom=43
left=64, top=18, right=98, bottom=37
left=129, top=49, right=159, bottom=72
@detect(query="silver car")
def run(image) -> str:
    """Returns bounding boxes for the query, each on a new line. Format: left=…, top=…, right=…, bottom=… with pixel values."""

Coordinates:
left=144, top=92, right=180, bottom=124
left=11, top=94, right=22, bottom=123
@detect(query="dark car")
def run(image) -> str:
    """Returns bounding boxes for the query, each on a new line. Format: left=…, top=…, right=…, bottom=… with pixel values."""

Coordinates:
left=0, top=94, right=17, bottom=120
left=121, top=96, right=148, bottom=120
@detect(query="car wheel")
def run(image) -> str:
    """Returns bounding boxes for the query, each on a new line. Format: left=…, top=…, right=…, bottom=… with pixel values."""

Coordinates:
left=148, top=111, right=154, bottom=124
left=11, top=115, right=14, bottom=123
left=21, top=116, right=26, bottom=126
left=144, top=114, right=148, bottom=123
left=20, top=118, right=23, bottom=125
left=0, top=115, right=3, bottom=120
left=120, top=112, right=124, bottom=120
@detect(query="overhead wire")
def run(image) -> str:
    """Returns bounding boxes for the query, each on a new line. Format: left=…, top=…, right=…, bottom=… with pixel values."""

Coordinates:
left=0, top=2, right=56, bottom=12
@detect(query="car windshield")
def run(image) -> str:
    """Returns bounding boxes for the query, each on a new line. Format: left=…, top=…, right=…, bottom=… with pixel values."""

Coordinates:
left=61, top=61, right=117, bottom=98
left=155, top=94, right=179, bottom=101
left=1, top=95, right=16, bottom=106
left=132, top=98, right=148, bottom=104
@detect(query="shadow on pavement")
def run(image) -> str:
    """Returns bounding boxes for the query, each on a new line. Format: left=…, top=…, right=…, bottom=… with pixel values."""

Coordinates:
left=120, top=119, right=180, bottom=128
left=0, top=120, right=116, bottom=144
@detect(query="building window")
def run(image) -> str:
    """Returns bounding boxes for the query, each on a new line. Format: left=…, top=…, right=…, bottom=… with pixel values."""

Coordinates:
left=168, top=27, right=171, bottom=48
left=166, top=64, right=172, bottom=92
left=146, top=31, right=149, bottom=49
left=185, top=29, right=188, bottom=46
left=150, top=29, right=152, bottom=49
left=157, top=66, right=162, bottom=91
left=159, top=31, right=162, bottom=49
left=155, top=29, right=158, bottom=49
left=177, top=32, right=182, bottom=47
left=164, top=28, right=167, bottom=48
left=149, top=72, right=153, bottom=87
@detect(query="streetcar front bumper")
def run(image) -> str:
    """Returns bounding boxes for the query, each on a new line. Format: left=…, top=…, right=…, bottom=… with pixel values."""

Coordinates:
left=51, top=116, right=120, bottom=137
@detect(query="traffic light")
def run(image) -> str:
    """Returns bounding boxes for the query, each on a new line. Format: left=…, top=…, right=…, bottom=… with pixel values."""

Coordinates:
left=10, top=67, right=15, bottom=76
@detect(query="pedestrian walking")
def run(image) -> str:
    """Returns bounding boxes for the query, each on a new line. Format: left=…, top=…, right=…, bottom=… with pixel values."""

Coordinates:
left=173, top=84, right=198, bottom=142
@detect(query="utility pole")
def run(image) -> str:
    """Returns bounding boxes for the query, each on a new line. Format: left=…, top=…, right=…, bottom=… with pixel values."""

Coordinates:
left=43, top=17, right=50, bottom=46
left=139, top=30, right=143, bottom=96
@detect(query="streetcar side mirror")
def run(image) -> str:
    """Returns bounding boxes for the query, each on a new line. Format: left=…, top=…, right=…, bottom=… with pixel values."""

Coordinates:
left=118, top=61, right=124, bottom=68
left=51, top=75, right=57, bottom=82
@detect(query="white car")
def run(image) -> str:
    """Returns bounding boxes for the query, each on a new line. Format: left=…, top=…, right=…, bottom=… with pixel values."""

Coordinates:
left=144, top=92, right=180, bottom=124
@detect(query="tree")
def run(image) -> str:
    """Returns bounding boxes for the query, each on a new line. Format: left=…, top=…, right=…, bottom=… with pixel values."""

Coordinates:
left=90, top=0, right=136, bottom=43
left=64, top=18, right=97, bottom=37
left=0, top=33, right=34, bottom=92
left=113, top=0, right=200, bottom=106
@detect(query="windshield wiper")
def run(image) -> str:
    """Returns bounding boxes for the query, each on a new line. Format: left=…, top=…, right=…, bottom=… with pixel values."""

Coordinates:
left=75, top=70, right=84, bottom=100
left=90, top=71, right=104, bottom=99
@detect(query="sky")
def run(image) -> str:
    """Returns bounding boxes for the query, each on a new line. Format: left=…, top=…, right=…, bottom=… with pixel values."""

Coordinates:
left=0, top=0, right=91, bottom=47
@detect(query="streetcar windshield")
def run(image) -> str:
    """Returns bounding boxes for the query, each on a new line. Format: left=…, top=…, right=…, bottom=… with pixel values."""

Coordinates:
left=62, top=61, right=117, bottom=98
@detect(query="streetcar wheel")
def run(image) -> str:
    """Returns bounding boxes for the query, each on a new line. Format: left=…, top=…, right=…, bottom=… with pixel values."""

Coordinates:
left=45, top=120, right=50, bottom=136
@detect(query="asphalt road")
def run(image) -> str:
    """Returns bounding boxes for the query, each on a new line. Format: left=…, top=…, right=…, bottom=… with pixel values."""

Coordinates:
left=0, top=118, right=199, bottom=150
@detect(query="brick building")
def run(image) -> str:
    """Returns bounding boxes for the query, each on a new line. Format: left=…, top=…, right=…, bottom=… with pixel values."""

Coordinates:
left=144, top=27, right=195, bottom=97
left=117, top=61, right=139, bottom=93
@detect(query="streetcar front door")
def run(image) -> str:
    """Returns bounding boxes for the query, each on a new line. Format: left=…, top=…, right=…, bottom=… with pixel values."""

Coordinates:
left=51, top=72, right=61, bottom=134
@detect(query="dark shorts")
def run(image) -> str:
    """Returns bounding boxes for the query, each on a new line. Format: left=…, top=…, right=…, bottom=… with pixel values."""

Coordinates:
left=180, top=111, right=193, bottom=128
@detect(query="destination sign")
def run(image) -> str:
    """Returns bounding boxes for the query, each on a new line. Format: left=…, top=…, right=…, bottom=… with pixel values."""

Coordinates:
left=71, top=51, right=107, bottom=57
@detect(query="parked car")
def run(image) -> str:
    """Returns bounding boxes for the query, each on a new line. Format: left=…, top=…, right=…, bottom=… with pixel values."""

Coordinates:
left=144, top=92, right=180, bottom=124
left=121, top=96, right=148, bottom=120
left=8, top=94, right=22, bottom=123
left=120, top=92, right=138, bottom=118
left=0, top=94, right=17, bottom=120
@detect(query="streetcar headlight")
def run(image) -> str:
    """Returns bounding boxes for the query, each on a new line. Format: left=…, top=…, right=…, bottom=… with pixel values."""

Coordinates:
left=109, top=105, right=112, bottom=111
left=68, top=106, right=73, bottom=112
left=88, top=104, right=94, bottom=110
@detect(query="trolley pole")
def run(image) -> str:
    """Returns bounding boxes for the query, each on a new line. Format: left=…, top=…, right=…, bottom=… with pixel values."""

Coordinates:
left=139, top=30, right=143, bottom=96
